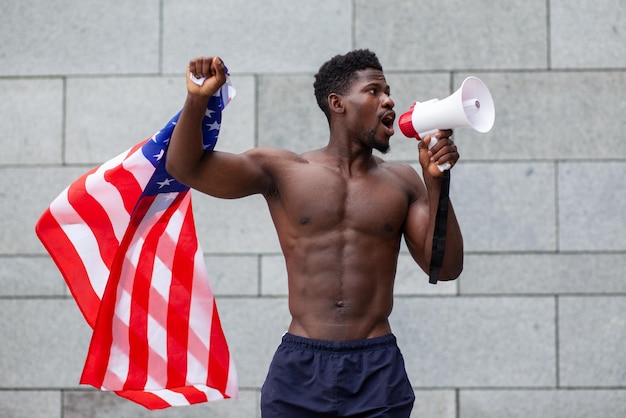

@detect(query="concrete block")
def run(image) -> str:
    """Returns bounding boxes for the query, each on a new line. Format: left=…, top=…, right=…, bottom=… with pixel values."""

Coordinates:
left=0, top=299, right=91, bottom=388
left=551, top=0, right=626, bottom=69
left=260, top=254, right=288, bottom=296
left=558, top=162, right=626, bottom=251
left=355, top=0, right=547, bottom=71
left=412, top=390, right=456, bottom=418
left=0, top=79, right=64, bottom=165
left=460, top=253, right=626, bottom=295
left=65, top=77, right=187, bottom=164
left=192, top=193, right=281, bottom=254
left=257, top=74, right=329, bottom=153
left=205, top=255, right=259, bottom=296
left=394, top=254, right=458, bottom=296
left=214, top=75, right=257, bottom=154
left=216, top=298, right=291, bottom=388
left=450, top=162, right=556, bottom=252
left=0, top=390, right=61, bottom=418
left=259, top=253, right=459, bottom=297
left=162, top=0, right=352, bottom=74
left=0, top=256, right=66, bottom=297
left=460, top=389, right=626, bottom=418
left=0, top=0, right=160, bottom=76
left=64, top=388, right=259, bottom=418
left=455, top=72, right=626, bottom=162
left=559, top=296, right=626, bottom=387
left=65, top=73, right=255, bottom=164
left=392, top=297, right=556, bottom=387
left=0, top=166, right=87, bottom=255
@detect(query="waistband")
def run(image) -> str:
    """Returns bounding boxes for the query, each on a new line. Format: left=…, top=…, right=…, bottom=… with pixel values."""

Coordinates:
left=280, top=332, right=397, bottom=353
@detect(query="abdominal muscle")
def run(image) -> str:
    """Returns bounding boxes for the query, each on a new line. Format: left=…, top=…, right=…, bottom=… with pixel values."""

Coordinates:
left=282, top=228, right=400, bottom=341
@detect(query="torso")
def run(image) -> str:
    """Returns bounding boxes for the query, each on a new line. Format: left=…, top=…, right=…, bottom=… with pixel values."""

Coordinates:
left=261, top=147, right=420, bottom=341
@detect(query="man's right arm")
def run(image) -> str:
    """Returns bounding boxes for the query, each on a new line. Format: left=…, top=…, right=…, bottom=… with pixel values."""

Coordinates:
left=166, top=56, right=270, bottom=199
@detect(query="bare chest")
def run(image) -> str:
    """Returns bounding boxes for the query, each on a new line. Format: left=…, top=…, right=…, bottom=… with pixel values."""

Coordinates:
left=269, top=164, right=411, bottom=236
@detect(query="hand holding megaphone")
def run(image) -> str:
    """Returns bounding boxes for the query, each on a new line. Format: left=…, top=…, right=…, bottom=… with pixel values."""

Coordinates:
left=398, top=76, right=495, bottom=171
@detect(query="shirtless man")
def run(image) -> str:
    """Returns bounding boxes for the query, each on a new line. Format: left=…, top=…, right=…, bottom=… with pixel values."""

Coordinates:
left=167, top=49, right=463, bottom=417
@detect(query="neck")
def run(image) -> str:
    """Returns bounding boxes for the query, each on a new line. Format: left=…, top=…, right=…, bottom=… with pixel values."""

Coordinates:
left=324, top=128, right=377, bottom=173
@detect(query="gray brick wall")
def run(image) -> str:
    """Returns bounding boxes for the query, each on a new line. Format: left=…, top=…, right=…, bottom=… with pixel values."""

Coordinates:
left=1, top=0, right=624, bottom=417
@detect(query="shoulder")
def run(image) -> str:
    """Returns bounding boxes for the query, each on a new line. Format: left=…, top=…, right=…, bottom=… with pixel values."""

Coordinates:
left=244, top=146, right=301, bottom=161
left=243, top=147, right=313, bottom=187
left=377, top=159, right=426, bottom=200
left=242, top=146, right=307, bottom=169
left=378, top=159, right=422, bottom=183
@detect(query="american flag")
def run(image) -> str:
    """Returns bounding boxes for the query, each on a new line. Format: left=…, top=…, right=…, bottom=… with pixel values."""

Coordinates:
left=35, top=76, right=238, bottom=409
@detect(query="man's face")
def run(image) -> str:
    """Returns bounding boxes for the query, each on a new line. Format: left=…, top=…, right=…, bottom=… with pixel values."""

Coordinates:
left=343, top=69, right=395, bottom=153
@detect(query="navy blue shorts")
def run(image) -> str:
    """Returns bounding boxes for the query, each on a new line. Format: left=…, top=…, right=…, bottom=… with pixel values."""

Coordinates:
left=260, top=333, right=415, bottom=417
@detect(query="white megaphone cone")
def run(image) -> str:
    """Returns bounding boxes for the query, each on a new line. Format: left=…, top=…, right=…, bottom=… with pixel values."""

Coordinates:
left=398, top=76, right=495, bottom=170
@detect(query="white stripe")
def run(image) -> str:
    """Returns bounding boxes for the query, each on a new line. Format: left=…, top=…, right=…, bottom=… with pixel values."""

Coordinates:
left=121, top=145, right=157, bottom=189
left=150, top=389, right=190, bottom=407
left=195, top=385, right=227, bottom=402
left=84, top=148, right=134, bottom=242
left=103, top=339, right=129, bottom=390
left=106, top=192, right=180, bottom=391
left=49, top=187, right=109, bottom=298
left=186, top=244, right=213, bottom=384
left=105, top=234, right=144, bottom=389
left=225, top=355, right=239, bottom=398
left=145, top=254, right=171, bottom=390
left=103, top=287, right=132, bottom=389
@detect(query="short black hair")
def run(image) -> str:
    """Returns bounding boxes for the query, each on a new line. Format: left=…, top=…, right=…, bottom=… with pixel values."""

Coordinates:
left=314, top=49, right=383, bottom=121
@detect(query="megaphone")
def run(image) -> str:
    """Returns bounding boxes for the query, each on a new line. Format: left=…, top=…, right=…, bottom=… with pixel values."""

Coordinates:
left=398, top=76, right=495, bottom=170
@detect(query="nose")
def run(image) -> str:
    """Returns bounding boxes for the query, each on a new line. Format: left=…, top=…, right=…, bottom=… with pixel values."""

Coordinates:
left=383, top=93, right=394, bottom=109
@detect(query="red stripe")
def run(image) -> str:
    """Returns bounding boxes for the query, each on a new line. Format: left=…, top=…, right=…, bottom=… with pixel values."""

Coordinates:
left=166, top=199, right=196, bottom=388
left=80, top=194, right=155, bottom=389
left=67, top=174, right=119, bottom=271
left=172, top=385, right=209, bottom=405
left=35, top=209, right=101, bottom=327
left=126, top=193, right=185, bottom=390
left=115, top=389, right=172, bottom=410
left=207, top=299, right=230, bottom=392
left=104, top=147, right=146, bottom=216
left=124, top=197, right=160, bottom=389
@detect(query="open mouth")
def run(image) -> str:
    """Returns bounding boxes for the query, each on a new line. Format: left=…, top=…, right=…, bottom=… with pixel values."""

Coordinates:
left=381, top=112, right=396, bottom=134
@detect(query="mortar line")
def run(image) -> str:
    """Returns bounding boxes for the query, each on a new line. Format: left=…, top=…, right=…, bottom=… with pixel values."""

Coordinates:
left=546, top=0, right=552, bottom=70
left=555, top=295, right=561, bottom=388
left=555, top=161, right=560, bottom=252
left=351, top=0, right=356, bottom=49
left=62, top=77, right=67, bottom=165
left=159, top=0, right=164, bottom=74
left=257, top=254, right=263, bottom=297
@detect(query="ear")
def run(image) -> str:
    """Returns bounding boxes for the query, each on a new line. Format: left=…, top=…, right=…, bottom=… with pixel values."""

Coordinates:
left=328, top=93, right=345, bottom=114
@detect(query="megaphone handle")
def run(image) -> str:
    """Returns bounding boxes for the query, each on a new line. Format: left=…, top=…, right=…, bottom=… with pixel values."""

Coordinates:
left=421, top=130, right=451, bottom=171
left=428, top=170, right=450, bottom=284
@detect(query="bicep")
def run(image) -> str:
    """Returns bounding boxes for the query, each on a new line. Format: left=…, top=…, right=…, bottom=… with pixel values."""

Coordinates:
left=177, top=148, right=272, bottom=199
left=395, top=164, right=431, bottom=272
left=403, top=194, right=431, bottom=272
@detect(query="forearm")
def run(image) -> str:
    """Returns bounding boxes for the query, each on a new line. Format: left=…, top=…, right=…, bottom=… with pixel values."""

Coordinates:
left=166, top=56, right=228, bottom=186
left=166, top=94, right=211, bottom=184
left=423, top=174, right=464, bottom=281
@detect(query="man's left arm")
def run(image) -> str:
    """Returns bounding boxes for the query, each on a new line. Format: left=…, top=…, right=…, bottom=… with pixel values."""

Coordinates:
left=403, top=130, right=464, bottom=281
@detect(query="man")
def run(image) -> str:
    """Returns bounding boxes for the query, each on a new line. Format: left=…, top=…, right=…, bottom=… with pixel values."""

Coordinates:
left=166, top=49, right=463, bottom=417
